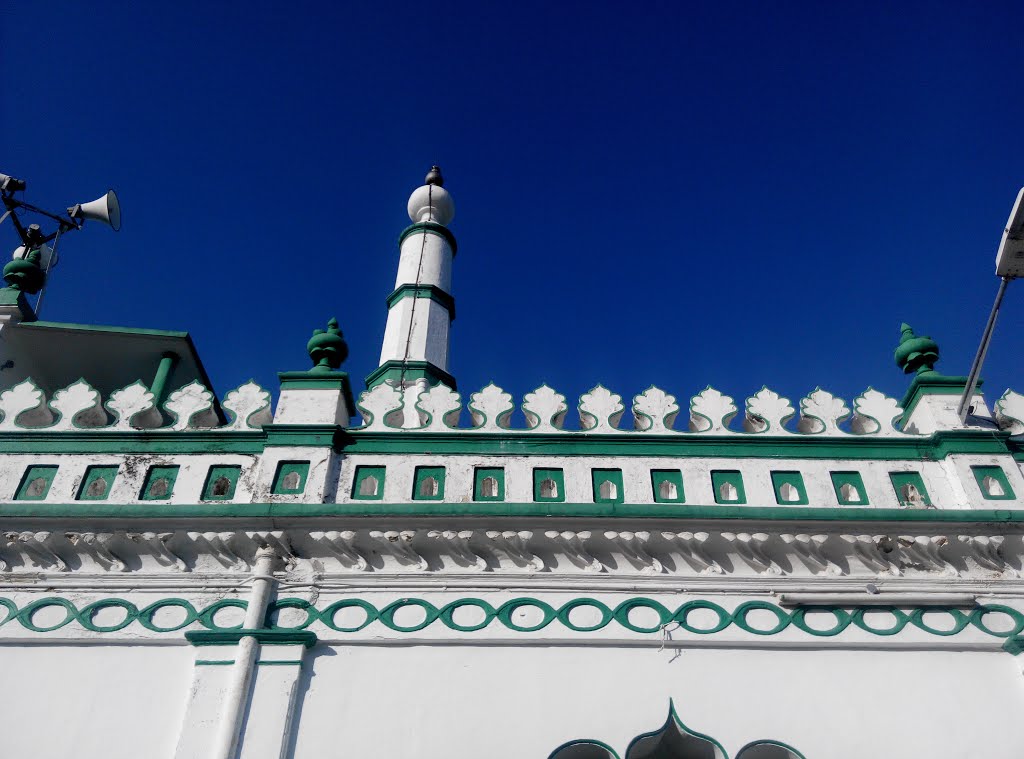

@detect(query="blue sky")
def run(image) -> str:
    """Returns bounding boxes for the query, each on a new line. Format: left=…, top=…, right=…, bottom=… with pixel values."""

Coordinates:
left=3, top=2, right=1023, bottom=424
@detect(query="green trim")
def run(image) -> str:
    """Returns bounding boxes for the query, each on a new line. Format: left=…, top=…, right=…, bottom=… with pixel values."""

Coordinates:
left=771, top=471, right=808, bottom=506
left=534, top=468, right=565, bottom=502
left=24, top=320, right=190, bottom=339
left=712, top=470, right=746, bottom=504
left=972, top=465, right=1016, bottom=500
left=196, top=659, right=235, bottom=666
left=15, top=465, right=58, bottom=501
left=264, top=424, right=343, bottom=448
left=77, top=465, right=119, bottom=501
left=651, top=469, right=685, bottom=503
left=2, top=595, right=1022, bottom=642
left=399, top=221, right=458, bottom=256
left=342, top=428, right=1010, bottom=460
left=736, top=739, right=807, bottom=759
left=258, top=660, right=303, bottom=666
left=592, top=468, right=624, bottom=504
left=185, top=629, right=318, bottom=647
left=1, top=502, right=1024, bottom=522
left=625, top=701, right=727, bottom=759
left=547, top=738, right=617, bottom=759
left=0, top=287, right=36, bottom=320
left=365, top=361, right=457, bottom=391
left=386, top=284, right=455, bottom=320
left=271, top=461, right=310, bottom=495
left=474, top=467, right=505, bottom=501
left=831, top=471, right=868, bottom=506
left=0, top=430, right=266, bottom=454
left=277, top=371, right=356, bottom=416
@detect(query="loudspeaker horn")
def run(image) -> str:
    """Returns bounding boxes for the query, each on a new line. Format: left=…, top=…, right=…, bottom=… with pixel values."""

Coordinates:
left=68, top=190, right=121, bottom=232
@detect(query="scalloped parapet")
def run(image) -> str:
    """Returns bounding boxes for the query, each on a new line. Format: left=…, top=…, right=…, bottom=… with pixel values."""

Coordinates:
left=221, top=381, right=272, bottom=430
left=797, top=388, right=851, bottom=435
left=579, top=385, right=623, bottom=432
left=164, top=381, right=218, bottom=431
left=357, top=383, right=405, bottom=430
left=690, top=387, right=737, bottom=433
left=744, top=387, right=795, bottom=434
left=106, top=382, right=162, bottom=430
left=0, top=379, right=51, bottom=429
left=632, top=386, right=678, bottom=433
left=415, top=384, right=462, bottom=431
left=523, top=385, right=567, bottom=431
left=49, top=379, right=106, bottom=429
left=851, top=388, right=905, bottom=436
left=996, top=389, right=1024, bottom=435
left=468, top=383, right=514, bottom=430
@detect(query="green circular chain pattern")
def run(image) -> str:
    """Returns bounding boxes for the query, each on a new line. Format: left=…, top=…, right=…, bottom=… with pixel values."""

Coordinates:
left=1, top=596, right=1022, bottom=639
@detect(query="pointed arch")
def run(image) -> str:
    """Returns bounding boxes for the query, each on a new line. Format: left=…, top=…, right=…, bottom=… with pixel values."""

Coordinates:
left=735, top=739, right=807, bottom=759
left=624, top=701, right=727, bottom=759
left=548, top=739, right=620, bottom=759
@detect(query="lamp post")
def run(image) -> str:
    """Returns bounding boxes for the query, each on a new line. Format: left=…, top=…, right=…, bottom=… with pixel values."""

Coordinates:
left=957, top=187, right=1024, bottom=424
left=0, top=172, right=121, bottom=316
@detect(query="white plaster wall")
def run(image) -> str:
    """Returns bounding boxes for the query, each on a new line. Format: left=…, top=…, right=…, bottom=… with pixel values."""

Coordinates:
left=0, top=644, right=192, bottom=759
left=336, top=453, right=1024, bottom=509
left=394, top=234, right=453, bottom=291
left=290, top=644, right=1024, bottom=759
left=377, top=297, right=451, bottom=369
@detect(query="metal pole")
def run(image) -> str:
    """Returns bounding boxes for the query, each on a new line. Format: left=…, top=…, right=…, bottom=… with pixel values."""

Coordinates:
left=958, top=276, right=1012, bottom=424
left=32, top=225, right=65, bottom=318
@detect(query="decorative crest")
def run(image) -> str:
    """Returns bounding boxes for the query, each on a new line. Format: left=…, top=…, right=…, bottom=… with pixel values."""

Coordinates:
left=797, top=388, right=850, bottom=435
left=689, top=387, right=737, bottom=432
left=0, top=379, right=51, bottom=429
left=221, top=381, right=272, bottom=430
left=579, top=385, right=624, bottom=431
left=415, top=384, right=462, bottom=430
left=468, top=383, right=514, bottom=430
left=306, top=318, right=348, bottom=373
left=744, top=387, right=794, bottom=433
left=894, top=323, right=939, bottom=375
left=164, top=381, right=218, bottom=430
left=49, top=379, right=106, bottom=429
left=632, top=386, right=679, bottom=432
left=851, top=388, right=905, bottom=436
left=523, top=385, right=567, bottom=431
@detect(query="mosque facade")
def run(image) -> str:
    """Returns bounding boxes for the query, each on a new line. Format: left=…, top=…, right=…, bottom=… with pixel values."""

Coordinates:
left=0, top=169, right=1022, bottom=758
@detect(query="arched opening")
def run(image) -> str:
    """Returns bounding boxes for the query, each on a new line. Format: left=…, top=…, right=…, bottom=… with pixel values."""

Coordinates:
left=86, top=478, right=108, bottom=498
left=598, top=480, right=617, bottom=500
left=149, top=478, right=170, bottom=498
left=900, top=483, right=923, bottom=506
left=358, top=475, right=379, bottom=497
left=282, top=471, right=301, bottom=491
left=840, top=482, right=860, bottom=502
left=719, top=482, right=738, bottom=502
left=481, top=476, right=498, bottom=498
left=419, top=476, right=439, bottom=497
left=983, top=475, right=1005, bottom=497
left=778, top=482, right=799, bottom=502
left=212, top=476, right=231, bottom=496
left=540, top=478, right=559, bottom=499
left=659, top=480, right=677, bottom=500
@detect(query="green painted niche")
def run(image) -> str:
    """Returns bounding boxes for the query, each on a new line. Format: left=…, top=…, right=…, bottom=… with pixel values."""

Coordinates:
left=592, top=469, right=624, bottom=504
left=652, top=470, right=685, bottom=503
left=771, top=471, right=808, bottom=505
left=413, top=466, right=446, bottom=500
left=77, top=465, right=119, bottom=501
left=141, top=466, right=179, bottom=501
left=202, top=466, right=242, bottom=501
left=272, top=461, right=310, bottom=495
left=831, top=471, right=868, bottom=505
left=972, top=465, right=1015, bottom=500
left=711, top=470, right=745, bottom=504
left=534, top=468, right=565, bottom=502
left=16, top=465, right=58, bottom=501
left=890, top=471, right=932, bottom=508
left=474, top=468, right=505, bottom=501
left=352, top=465, right=386, bottom=500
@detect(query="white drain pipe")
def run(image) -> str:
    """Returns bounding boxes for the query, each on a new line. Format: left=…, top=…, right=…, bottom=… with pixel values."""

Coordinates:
left=211, top=546, right=278, bottom=759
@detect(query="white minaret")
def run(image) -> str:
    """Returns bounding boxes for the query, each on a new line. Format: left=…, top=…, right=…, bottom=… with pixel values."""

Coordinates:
left=366, top=166, right=457, bottom=390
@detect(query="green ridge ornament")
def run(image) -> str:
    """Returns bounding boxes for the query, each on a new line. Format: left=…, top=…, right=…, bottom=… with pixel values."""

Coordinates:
left=894, top=323, right=940, bottom=375
left=306, top=318, right=348, bottom=373
left=2, top=248, right=45, bottom=294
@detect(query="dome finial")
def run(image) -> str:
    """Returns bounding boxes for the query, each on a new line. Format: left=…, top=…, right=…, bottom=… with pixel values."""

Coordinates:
left=425, top=165, right=444, bottom=187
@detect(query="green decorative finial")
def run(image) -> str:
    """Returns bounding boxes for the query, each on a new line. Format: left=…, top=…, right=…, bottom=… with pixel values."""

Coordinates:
left=894, top=323, right=940, bottom=375
left=306, top=318, right=349, bottom=373
left=2, top=248, right=45, bottom=294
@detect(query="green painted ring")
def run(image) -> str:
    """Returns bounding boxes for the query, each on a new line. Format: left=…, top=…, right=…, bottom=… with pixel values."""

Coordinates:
left=496, top=598, right=557, bottom=632
left=379, top=598, right=440, bottom=633
left=674, top=600, right=731, bottom=634
left=0, top=597, right=19, bottom=627
left=613, top=598, right=671, bottom=633
left=969, top=604, right=1024, bottom=638
left=268, top=598, right=318, bottom=631
left=557, top=598, right=614, bottom=632
left=79, top=598, right=139, bottom=633
left=318, top=599, right=378, bottom=632
left=18, top=597, right=77, bottom=632
left=732, top=601, right=791, bottom=636
left=438, top=599, right=497, bottom=632
left=198, top=599, right=249, bottom=631
left=908, top=608, right=970, bottom=637
left=138, top=598, right=199, bottom=632
left=789, top=606, right=851, bottom=637
left=850, top=607, right=910, bottom=636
